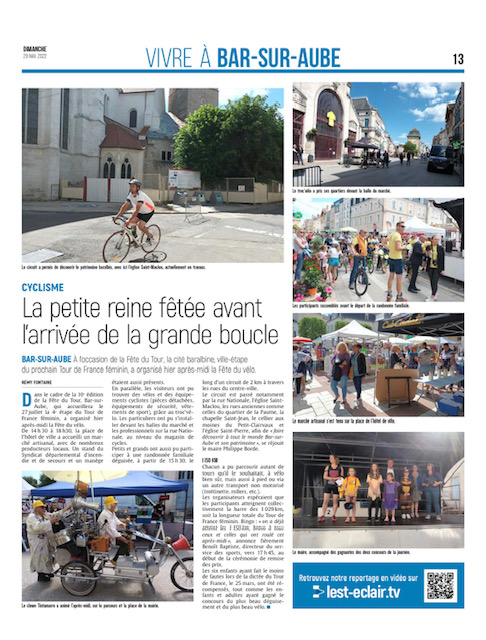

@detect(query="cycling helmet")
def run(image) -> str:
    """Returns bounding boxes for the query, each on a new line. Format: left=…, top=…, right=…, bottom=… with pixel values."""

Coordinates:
left=129, top=179, right=142, bottom=187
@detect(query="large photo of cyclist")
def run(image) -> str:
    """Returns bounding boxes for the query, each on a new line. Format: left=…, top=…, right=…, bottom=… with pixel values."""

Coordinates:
left=22, top=87, right=284, bottom=264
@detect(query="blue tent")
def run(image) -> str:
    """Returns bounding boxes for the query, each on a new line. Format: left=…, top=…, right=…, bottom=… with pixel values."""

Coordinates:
left=32, top=470, right=188, bottom=497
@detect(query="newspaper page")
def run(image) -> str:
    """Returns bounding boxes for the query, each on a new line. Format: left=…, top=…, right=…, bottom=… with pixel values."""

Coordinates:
left=8, top=1, right=480, bottom=634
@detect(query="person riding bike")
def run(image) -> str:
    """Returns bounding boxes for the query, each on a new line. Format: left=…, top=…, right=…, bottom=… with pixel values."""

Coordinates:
left=113, top=179, right=155, bottom=243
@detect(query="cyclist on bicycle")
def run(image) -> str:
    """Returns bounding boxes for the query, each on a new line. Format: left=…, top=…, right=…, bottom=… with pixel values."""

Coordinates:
left=349, top=229, right=367, bottom=290
left=113, top=179, right=155, bottom=243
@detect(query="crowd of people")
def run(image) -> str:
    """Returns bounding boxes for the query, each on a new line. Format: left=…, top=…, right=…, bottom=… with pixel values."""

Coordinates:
left=389, top=341, right=464, bottom=385
left=293, top=221, right=452, bottom=302
left=293, top=339, right=464, bottom=406
left=319, top=454, right=445, bottom=524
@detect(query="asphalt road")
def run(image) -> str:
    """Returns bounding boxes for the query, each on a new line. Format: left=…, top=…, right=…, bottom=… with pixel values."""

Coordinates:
left=326, top=263, right=464, bottom=303
left=22, top=202, right=283, bottom=263
left=294, top=158, right=463, bottom=187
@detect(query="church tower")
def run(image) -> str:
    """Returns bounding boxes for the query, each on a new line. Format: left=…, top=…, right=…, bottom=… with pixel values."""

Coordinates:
left=168, top=88, right=219, bottom=121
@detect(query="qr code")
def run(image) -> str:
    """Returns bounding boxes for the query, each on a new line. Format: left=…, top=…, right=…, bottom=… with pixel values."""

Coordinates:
left=424, top=570, right=457, bottom=603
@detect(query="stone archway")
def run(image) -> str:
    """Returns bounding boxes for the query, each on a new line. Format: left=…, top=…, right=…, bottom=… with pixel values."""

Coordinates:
left=315, top=89, right=343, bottom=161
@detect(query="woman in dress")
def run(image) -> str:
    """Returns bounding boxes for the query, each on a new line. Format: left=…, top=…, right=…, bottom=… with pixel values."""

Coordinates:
left=383, top=472, right=400, bottom=523
left=366, top=463, right=383, bottom=522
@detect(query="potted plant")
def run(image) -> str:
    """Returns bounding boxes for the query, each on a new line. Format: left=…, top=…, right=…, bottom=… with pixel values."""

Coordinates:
left=306, top=128, right=318, bottom=140
left=303, top=266, right=322, bottom=297
left=293, top=281, right=308, bottom=302
left=316, top=282, right=333, bottom=302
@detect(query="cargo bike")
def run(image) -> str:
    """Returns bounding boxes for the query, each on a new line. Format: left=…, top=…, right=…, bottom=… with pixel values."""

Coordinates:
left=50, top=483, right=193, bottom=597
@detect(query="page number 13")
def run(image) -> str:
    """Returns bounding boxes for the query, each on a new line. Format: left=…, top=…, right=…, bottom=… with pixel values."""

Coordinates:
left=453, top=53, right=464, bottom=65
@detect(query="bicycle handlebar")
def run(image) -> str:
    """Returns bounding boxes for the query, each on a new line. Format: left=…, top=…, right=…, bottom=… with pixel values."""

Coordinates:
left=113, top=215, right=129, bottom=225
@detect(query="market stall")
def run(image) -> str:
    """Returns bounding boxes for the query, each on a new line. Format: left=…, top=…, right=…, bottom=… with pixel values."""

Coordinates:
left=314, top=320, right=379, bottom=375
left=375, top=314, right=464, bottom=412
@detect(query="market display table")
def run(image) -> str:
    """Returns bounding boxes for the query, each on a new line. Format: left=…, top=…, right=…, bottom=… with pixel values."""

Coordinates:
left=416, top=374, right=465, bottom=413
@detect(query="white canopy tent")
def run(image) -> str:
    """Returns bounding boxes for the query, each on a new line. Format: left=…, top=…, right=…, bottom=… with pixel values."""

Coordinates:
left=22, top=478, right=35, bottom=498
left=402, top=216, right=445, bottom=237
left=386, top=337, right=410, bottom=346
left=315, top=319, right=378, bottom=343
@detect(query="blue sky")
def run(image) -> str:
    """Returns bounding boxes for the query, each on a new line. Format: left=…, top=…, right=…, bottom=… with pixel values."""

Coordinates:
left=350, top=82, right=461, bottom=147
left=293, top=197, right=336, bottom=221
left=218, top=87, right=283, bottom=115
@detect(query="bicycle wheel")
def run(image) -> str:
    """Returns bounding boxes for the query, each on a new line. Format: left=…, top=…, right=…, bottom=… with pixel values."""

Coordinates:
left=368, top=258, right=374, bottom=274
left=141, top=224, right=161, bottom=253
left=102, top=230, right=130, bottom=263
left=61, top=561, right=97, bottom=596
left=170, top=557, right=194, bottom=592
left=382, top=259, right=388, bottom=274
left=354, top=269, right=368, bottom=297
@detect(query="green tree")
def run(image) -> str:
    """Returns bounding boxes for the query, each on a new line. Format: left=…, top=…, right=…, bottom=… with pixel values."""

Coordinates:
left=333, top=320, right=348, bottom=331
left=222, top=94, right=283, bottom=183
left=22, top=475, right=39, bottom=488
left=333, top=320, right=373, bottom=331
left=298, top=317, right=327, bottom=341
left=173, top=105, right=229, bottom=186
left=173, top=94, right=283, bottom=185
left=38, top=474, right=55, bottom=487
left=403, top=142, right=417, bottom=155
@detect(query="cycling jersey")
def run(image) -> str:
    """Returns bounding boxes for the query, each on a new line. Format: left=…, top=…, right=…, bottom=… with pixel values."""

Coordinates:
left=126, top=190, right=155, bottom=215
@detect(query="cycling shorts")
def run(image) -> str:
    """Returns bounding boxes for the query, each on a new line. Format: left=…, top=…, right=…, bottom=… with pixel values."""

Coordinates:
left=136, top=211, right=154, bottom=223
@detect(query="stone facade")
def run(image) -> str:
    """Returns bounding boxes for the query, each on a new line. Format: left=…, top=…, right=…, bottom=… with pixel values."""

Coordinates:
left=22, top=88, right=218, bottom=200
left=293, top=82, right=361, bottom=162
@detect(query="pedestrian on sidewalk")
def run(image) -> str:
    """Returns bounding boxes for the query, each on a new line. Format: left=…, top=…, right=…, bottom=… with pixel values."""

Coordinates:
left=293, top=228, right=307, bottom=282
left=351, top=342, right=366, bottom=409
left=406, top=151, right=411, bottom=166
left=385, top=221, right=408, bottom=302
left=328, top=241, right=341, bottom=286
left=408, top=234, right=425, bottom=293
left=293, top=344, right=310, bottom=396
left=330, top=342, right=351, bottom=408
left=425, top=235, right=445, bottom=301
left=399, top=152, right=404, bottom=165
left=383, top=150, right=389, bottom=168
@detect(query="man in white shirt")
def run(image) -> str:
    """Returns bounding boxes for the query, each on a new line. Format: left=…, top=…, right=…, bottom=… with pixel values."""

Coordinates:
left=113, top=179, right=156, bottom=243
left=98, top=496, right=129, bottom=563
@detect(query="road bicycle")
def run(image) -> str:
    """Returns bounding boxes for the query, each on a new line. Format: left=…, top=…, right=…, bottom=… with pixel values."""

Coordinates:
left=102, top=215, right=162, bottom=263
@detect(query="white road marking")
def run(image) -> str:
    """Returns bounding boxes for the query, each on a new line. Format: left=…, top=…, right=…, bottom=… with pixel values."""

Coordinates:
left=224, top=225, right=284, bottom=239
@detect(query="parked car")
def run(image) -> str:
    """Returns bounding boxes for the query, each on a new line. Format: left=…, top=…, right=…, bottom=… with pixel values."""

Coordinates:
left=427, top=145, right=455, bottom=173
